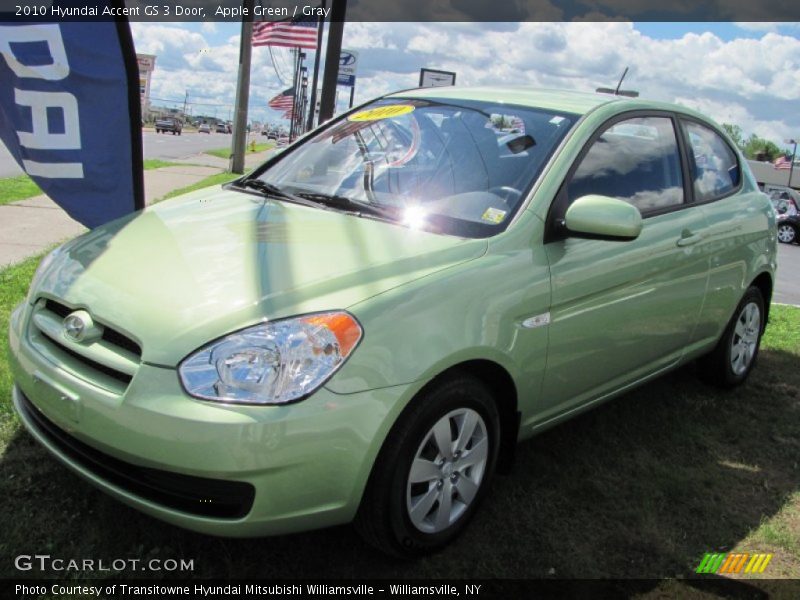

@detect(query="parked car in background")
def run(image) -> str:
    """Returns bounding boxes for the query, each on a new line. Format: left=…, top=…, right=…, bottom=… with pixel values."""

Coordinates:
left=772, top=197, right=799, bottom=244
left=198, top=123, right=210, bottom=134
left=9, top=88, right=776, bottom=558
left=216, top=123, right=230, bottom=134
left=154, top=117, right=182, bottom=135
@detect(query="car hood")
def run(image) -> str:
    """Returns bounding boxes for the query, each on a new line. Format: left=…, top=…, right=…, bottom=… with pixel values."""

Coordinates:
left=33, top=187, right=486, bottom=366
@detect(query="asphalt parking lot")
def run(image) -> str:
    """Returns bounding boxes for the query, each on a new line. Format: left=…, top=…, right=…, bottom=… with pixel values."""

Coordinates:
left=0, top=130, right=233, bottom=177
left=775, top=241, right=799, bottom=305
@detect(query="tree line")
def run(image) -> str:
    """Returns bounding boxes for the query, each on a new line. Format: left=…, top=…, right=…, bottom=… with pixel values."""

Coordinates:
left=721, top=123, right=790, bottom=162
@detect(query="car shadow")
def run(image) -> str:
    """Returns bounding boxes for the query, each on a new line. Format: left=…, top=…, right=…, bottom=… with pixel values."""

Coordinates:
left=1, top=347, right=798, bottom=587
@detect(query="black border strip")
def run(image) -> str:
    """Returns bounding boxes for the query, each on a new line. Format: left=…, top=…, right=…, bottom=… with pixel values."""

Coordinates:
left=113, top=2, right=145, bottom=211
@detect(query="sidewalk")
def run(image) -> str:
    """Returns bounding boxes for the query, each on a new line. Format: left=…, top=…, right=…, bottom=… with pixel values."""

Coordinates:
left=0, top=151, right=276, bottom=269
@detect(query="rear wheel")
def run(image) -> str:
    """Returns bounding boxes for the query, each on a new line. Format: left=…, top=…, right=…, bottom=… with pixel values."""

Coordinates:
left=700, top=286, right=765, bottom=387
left=355, top=375, right=499, bottom=557
left=777, top=223, right=796, bottom=244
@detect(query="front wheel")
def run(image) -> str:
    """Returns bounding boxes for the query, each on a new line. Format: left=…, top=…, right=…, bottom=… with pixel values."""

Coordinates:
left=777, top=223, right=797, bottom=244
left=700, top=286, right=765, bottom=387
left=355, top=375, right=499, bottom=557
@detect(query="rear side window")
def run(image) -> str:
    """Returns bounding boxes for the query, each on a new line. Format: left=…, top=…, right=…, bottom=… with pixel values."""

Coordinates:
left=568, top=116, right=684, bottom=213
left=682, top=121, right=740, bottom=202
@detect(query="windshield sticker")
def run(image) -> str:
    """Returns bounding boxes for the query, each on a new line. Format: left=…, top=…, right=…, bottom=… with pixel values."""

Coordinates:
left=349, top=105, right=415, bottom=122
left=481, top=207, right=507, bottom=224
left=549, top=116, right=566, bottom=125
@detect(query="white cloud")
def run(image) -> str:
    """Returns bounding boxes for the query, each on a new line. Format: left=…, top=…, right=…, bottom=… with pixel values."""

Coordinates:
left=131, top=22, right=800, bottom=139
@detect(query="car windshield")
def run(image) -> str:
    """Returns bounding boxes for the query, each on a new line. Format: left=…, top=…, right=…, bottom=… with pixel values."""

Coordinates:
left=248, top=97, right=577, bottom=237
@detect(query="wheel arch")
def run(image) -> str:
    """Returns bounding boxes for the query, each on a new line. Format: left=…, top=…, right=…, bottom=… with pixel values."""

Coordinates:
left=750, top=271, right=773, bottom=327
left=387, top=359, right=521, bottom=476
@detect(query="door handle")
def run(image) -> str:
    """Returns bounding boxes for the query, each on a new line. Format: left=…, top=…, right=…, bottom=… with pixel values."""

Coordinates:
left=676, top=233, right=704, bottom=247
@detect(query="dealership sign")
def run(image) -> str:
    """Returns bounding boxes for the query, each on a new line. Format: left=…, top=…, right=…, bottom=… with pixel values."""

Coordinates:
left=0, top=17, right=143, bottom=228
left=419, top=68, right=457, bottom=88
left=337, top=49, right=358, bottom=87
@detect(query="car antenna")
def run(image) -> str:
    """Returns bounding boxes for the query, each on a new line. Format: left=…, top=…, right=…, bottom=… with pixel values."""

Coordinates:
left=596, top=67, right=639, bottom=98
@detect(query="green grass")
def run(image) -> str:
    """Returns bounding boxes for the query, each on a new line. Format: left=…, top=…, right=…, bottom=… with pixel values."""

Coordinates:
left=204, top=142, right=274, bottom=159
left=0, top=161, right=186, bottom=207
left=156, top=171, right=239, bottom=203
left=142, top=159, right=183, bottom=170
left=0, top=255, right=39, bottom=425
left=0, top=175, right=41, bottom=206
left=0, top=260, right=798, bottom=587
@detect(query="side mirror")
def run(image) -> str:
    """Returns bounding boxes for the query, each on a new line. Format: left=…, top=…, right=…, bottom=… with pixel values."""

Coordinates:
left=565, top=195, right=643, bottom=241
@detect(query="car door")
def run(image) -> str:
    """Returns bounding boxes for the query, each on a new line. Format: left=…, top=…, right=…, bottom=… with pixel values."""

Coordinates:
left=678, top=118, right=766, bottom=345
left=538, top=113, right=711, bottom=424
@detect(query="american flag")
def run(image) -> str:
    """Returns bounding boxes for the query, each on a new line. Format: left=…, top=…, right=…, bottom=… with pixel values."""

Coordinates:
left=268, top=88, right=295, bottom=110
left=774, top=155, right=792, bottom=170
left=253, top=17, right=319, bottom=49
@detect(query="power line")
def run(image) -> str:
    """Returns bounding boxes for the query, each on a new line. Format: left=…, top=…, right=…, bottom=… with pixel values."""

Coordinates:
left=268, top=45, right=287, bottom=85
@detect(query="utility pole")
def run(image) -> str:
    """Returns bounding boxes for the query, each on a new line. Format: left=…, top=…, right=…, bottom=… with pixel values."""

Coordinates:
left=786, top=138, right=798, bottom=189
left=230, top=0, right=255, bottom=174
left=182, top=90, right=188, bottom=118
left=319, top=0, right=346, bottom=124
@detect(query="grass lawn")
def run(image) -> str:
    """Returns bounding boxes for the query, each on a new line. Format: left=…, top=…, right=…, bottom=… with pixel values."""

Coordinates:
left=0, top=252, right=798, bottom=591
left=0, top=175, right=41, bottom=206
left=205, top=142, right=274, bottom=159
left=142, top=159, right=183, bottom=170
left=0, top=161, right=183, bottom=208
left=156, top=171, right=240, bottom=203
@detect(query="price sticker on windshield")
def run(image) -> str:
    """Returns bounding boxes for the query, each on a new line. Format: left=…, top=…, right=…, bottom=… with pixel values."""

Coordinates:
left=349, top=105, right=415, bottom=122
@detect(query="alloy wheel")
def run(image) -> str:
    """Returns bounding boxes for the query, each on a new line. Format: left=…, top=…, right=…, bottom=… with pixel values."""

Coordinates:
left=777, top=224, right=796, bottom=244
left=730, top=301, right=761, bottom=376
left=406, top=408, right=489, bottom=534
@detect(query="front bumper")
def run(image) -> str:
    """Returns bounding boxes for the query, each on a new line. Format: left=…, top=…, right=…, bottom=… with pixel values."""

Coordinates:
left=8, top=303, right=415, bottom=537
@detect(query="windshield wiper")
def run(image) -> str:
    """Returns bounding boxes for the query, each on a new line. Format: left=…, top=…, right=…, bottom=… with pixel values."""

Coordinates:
left=236, top=178, right=319, bottom=208
left=236, top=179, right=398, bottom=221
left=293, top=191, right=398, bottom=221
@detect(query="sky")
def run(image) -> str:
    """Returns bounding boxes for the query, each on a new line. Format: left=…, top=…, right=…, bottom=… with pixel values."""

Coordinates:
left=130, top=21, right=800, bottom=148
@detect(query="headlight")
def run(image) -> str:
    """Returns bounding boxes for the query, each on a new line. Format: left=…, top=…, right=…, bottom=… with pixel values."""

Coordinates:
left=179, top=311, right=362, bottom=405
left=27, top=245, right=62, bottom=303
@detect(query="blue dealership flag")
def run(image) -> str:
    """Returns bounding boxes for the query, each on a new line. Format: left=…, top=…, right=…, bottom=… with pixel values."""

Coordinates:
left=0, top=15, right=144, bottom=228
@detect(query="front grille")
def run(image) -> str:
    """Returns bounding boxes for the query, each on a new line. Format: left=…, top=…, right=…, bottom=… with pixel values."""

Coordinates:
left=44, top=299, right=142, bottom=357
left=18, top=390, right=255, bottom=519
left=29, top=299, right=142, bottom=393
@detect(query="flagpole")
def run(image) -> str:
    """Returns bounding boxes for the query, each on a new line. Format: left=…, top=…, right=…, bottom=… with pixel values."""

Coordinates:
left=289, top=48, right=300, bottom=142
left=230, top=0, right=255, bottom=174
left=306, top=1, right=326, bottom=132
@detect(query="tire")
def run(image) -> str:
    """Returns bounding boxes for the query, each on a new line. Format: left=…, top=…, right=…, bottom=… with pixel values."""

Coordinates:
left=355, top=374, right=500, bottom=558
left=777, top=223, right=796, bottom=244
left=700, top=286, right=765, bottom=387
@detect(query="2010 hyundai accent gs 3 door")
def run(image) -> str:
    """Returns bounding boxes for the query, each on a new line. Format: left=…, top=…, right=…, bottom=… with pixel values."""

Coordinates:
left=8, top=87, right=777, bottom=557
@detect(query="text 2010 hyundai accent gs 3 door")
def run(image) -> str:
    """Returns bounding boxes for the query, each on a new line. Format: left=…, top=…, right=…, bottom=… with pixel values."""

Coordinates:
left=9, top=87, right=777, bottom=557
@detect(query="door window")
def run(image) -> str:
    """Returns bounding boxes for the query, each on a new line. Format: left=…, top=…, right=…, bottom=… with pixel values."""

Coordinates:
left=568, top=116, right=685, bottom=213
left=682, top=121, right=741, bottom=202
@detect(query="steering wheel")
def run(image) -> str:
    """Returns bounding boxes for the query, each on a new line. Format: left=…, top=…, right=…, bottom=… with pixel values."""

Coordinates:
left=488, top=186, right=522, bottom=205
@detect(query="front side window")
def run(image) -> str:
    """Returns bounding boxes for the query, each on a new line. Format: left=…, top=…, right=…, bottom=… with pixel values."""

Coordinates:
left=568, top=116, right=685, bottom=213
left=682, top=120, right=741, bottom=202
left=250, top=98, right=577, bottom=237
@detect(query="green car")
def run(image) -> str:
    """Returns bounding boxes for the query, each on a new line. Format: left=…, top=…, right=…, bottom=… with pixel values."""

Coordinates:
left=9, top=87, right=777, bottom=557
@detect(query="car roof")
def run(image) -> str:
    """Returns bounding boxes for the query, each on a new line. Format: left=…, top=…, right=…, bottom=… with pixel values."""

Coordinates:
left=389, top=86, right=707, bottom=120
